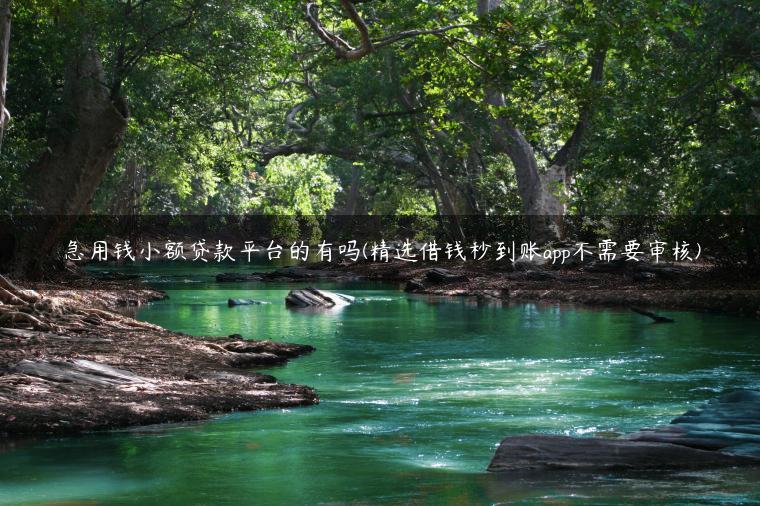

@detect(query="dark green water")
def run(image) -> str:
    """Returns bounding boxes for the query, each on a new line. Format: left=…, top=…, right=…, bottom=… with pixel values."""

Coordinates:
left=1, top=264, right=759, bottom=505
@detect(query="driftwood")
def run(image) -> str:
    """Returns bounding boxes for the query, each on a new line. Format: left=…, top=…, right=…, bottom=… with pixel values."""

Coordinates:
left=631, top=307, right=675, bottom=323
left=12, top=358, right=152, bottom=387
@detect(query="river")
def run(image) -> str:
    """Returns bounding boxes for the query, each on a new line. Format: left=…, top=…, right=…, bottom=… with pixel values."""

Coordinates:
left=1, top=264, right=759, bottom=504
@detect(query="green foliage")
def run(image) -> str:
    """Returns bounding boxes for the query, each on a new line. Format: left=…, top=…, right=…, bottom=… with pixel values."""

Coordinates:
left=1, top=0, right=757, bottom=223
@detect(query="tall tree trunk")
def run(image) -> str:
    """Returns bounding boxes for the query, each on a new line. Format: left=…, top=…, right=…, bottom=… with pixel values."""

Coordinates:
left=478, top=0, right=565, bottom=244
left=0, top=0, right=11, bottom=151
left=13, top=47, right=129, bottom=278
left=343, top=164, right=362, bottom=215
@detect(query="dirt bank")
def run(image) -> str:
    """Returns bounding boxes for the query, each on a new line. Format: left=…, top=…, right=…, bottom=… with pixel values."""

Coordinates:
left=0, top=276, right=317, bottom=437
left=332, top=261, right=760, bottom=318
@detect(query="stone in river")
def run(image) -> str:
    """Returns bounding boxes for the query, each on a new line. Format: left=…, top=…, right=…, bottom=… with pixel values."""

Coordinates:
left=487, top=435, right=759, bottom=472
left=227, top=298, right=268, bottom=307
left=285, top=287, right=355, bottom=308
left=489, top=389, right=760, bottom=472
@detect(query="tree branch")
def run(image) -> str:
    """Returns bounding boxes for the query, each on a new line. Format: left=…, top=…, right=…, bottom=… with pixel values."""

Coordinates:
left=550, top=46, right=607, bottom=171
left=305, top=1, right=469, bottom=61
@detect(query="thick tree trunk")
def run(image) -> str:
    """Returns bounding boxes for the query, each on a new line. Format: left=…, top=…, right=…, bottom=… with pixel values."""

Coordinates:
left=13, top=47, right=129, bottom=278
left=478, top=0, right=565, bottom=244
left=343, top=165, right=362, bottom=215
left=0, top=0, right=11, bottom=151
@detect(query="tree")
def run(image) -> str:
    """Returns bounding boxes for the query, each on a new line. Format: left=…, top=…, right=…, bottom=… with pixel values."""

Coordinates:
left=290, top=0, right=610, bottom=242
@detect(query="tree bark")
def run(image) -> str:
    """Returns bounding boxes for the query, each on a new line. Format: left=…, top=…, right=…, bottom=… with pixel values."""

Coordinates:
left=0, top=0, right=11, bottom=151
left=13, top=47, right=129, bottom=278
left=478, top=0, right=565, bottom=243
left=343, top=164, right=363, bottom=215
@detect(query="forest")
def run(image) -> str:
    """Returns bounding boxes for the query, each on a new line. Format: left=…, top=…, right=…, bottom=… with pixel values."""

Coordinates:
left=0, top=0, right=757, bottom=272
left=0, top=2, right=759, bottom=504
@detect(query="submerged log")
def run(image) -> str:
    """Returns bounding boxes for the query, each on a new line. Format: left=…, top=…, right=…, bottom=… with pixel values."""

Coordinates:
left=487, top=435, right=758, bottom=472
left=285, top=288, right=355, bottom=308
left=631, top=307, right=675, bottom=323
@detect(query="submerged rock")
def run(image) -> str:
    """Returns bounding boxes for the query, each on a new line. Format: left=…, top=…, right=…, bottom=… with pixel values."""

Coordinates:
left=285, top=287, right=355, bottom=308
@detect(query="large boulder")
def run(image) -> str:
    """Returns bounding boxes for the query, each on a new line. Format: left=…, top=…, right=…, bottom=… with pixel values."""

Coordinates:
left=285, top=288, right=355, bottom=308
left=489, top=390, right=760, bottom=472
left=487, top=435, right=758, bottom=472
left=628, top=390, right=760, bottom=455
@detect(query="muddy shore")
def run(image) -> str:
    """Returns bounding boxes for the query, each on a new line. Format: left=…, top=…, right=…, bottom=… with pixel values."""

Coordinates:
left=0, top=277, right=317, bottom=437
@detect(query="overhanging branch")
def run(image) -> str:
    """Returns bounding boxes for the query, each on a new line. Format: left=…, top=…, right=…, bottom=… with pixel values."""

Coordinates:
left=305, top=1, right=469, bottom=61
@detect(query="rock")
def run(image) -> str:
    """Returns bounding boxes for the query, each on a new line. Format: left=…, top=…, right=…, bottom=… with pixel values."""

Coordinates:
left=404, top=279, right=425, bottom=293
left=425, top=268, right=468, bottom=284
left=513, top=257, right=548, bottom=271
left=487, top=435, right=758, bottom=472
left=489, top=390, right=760, bottom=473
left=636, top=263, right=686, bottom=280
left=524, top=270, right=558, bottom=281
left=632, top=270, right=657, bottom=282
left=628, top=389, right=760, bottom=457
left=285, top=288, right=355, bottom=308
left=221, top=339, right=315, bottom=358
left=583, top=258, right=629, bottom=273
left=227, top=298, right=268, bottom=307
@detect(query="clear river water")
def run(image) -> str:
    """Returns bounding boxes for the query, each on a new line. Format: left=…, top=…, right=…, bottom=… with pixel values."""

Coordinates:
left=1, top=263, right=759, bottom=505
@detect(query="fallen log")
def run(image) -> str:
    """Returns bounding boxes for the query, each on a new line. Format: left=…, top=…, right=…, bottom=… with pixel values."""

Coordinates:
left=631, top=307, right=675, bottom=323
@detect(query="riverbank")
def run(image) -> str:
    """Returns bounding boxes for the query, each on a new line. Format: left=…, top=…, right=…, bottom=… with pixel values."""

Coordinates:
left=320, top=261, right=760, bottom=318
left=0, top=276, right=317, bottom=437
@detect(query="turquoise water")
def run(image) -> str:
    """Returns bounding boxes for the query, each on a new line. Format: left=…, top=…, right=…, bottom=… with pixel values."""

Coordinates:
left=1, top=264, right=759, bottom=504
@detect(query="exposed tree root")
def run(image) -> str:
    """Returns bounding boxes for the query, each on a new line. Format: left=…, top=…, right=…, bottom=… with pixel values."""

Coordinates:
left=0, top=274, right=157, bottom=334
